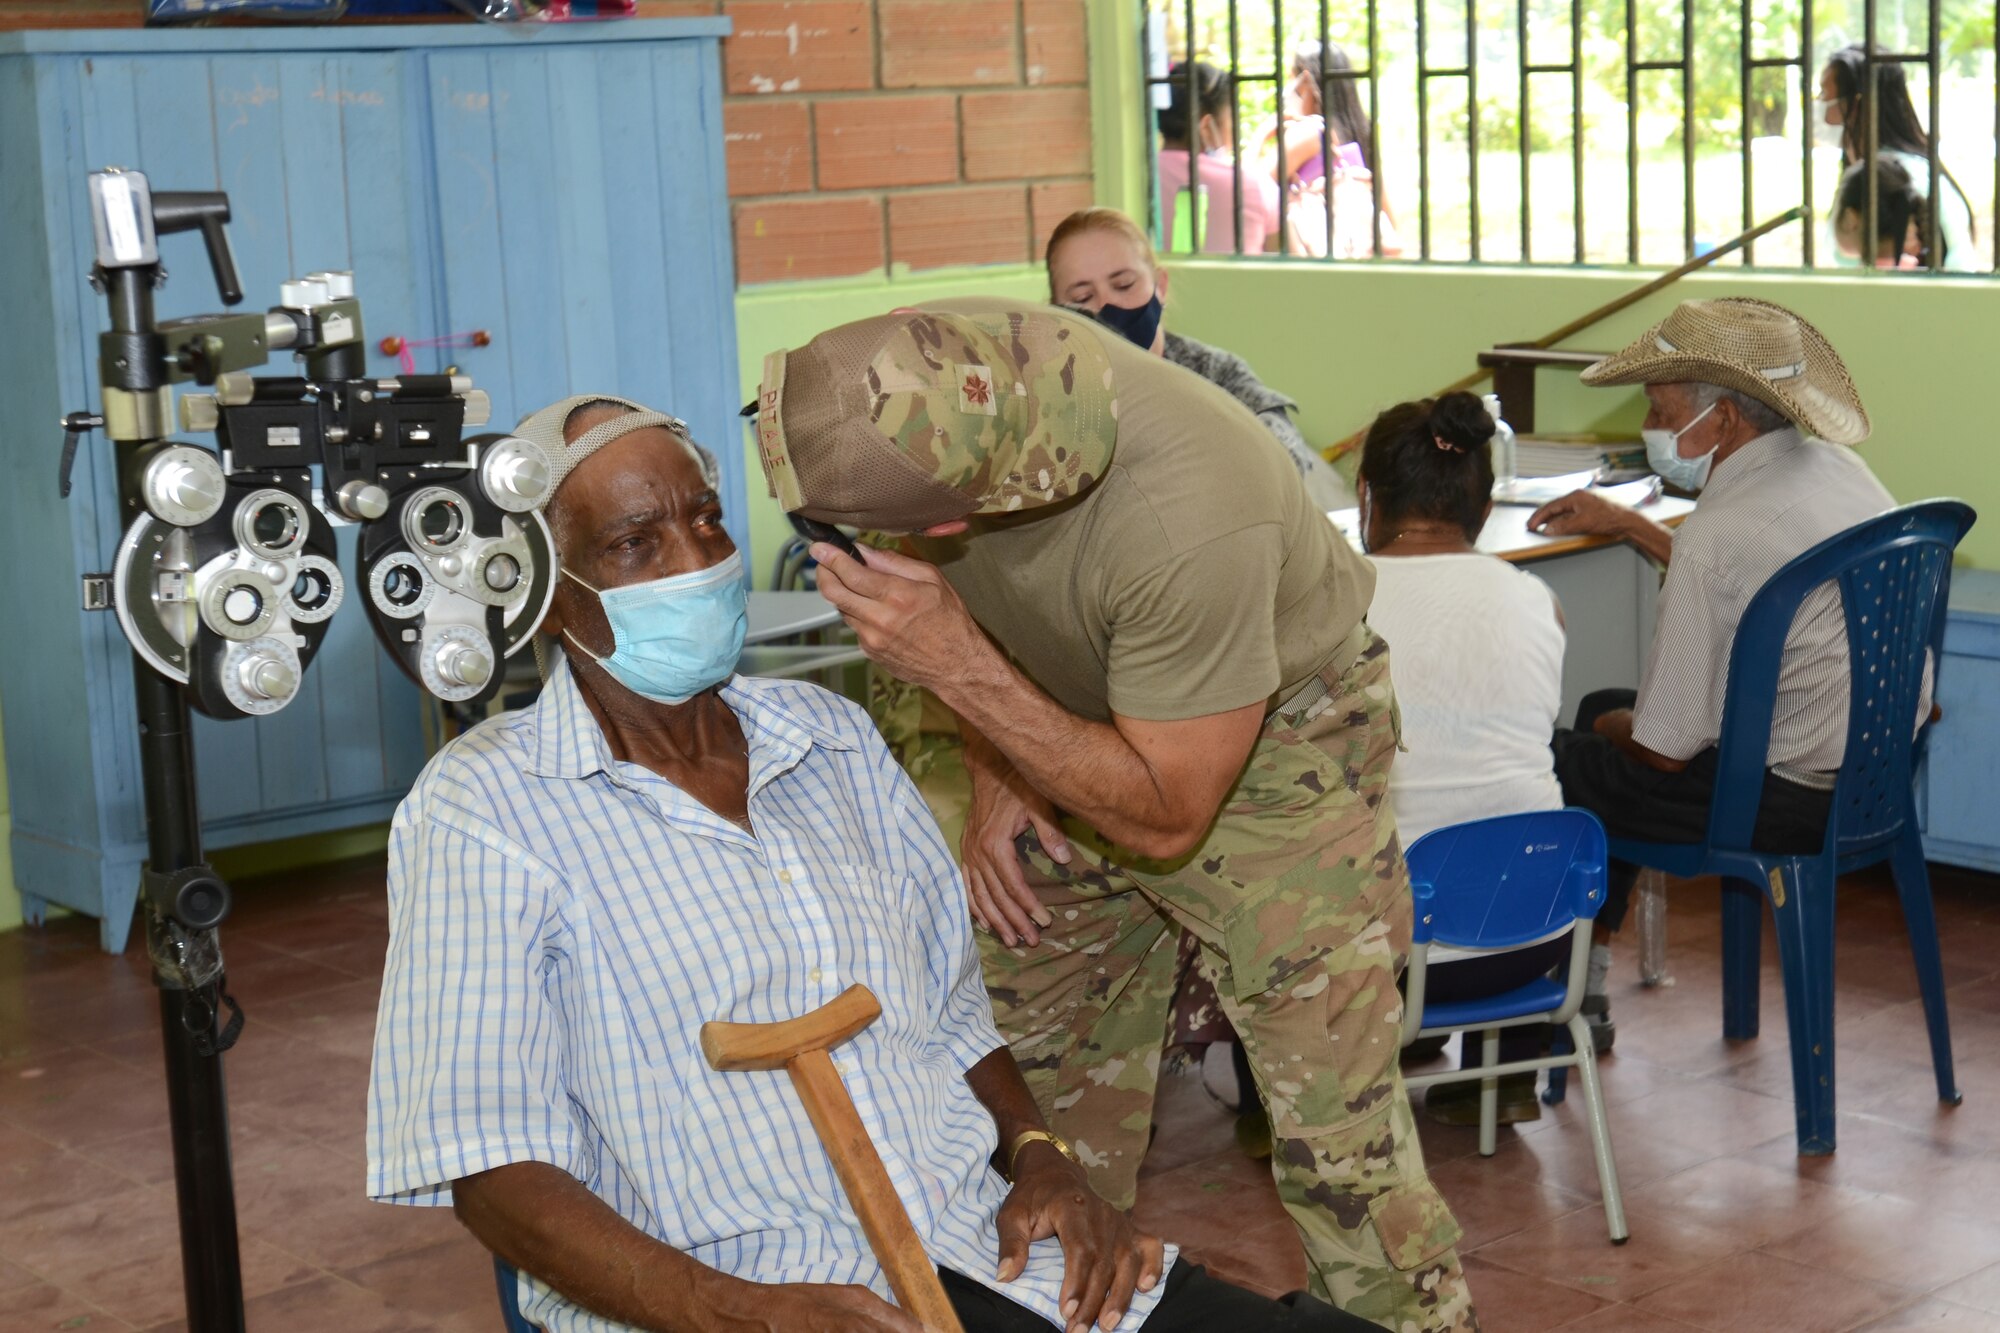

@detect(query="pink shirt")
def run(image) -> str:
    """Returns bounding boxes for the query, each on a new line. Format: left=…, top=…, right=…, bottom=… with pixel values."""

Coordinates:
left=1157, top=150, right=1280, bottom=254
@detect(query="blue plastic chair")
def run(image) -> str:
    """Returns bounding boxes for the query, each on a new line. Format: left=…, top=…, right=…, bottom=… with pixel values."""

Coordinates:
left=1609, top=500, right=1976, bottom=1157
left=1400, top=809, right=1627, bottom=1243
left=495, top=1257, right=538, bottom=1333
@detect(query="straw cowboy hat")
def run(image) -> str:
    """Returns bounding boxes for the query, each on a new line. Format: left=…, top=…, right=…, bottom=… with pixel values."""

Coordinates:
left=1580, top=297, right=1870, bottom=445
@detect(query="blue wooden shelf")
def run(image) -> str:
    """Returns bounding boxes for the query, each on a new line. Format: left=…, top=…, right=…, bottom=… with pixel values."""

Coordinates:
left=1919, top=569, right=2000, bottom=874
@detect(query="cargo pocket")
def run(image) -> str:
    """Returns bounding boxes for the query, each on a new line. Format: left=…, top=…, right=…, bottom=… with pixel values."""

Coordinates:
left=1367, top=1176, right=1464, bottom=1271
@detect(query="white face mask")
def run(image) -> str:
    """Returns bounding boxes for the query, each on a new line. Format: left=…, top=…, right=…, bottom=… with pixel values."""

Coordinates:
left=1642, top=401, right=1720, bottom=492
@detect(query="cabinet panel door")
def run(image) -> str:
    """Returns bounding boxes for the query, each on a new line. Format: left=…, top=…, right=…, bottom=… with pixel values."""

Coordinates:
left=72, top=52, right=437, bottom=838
left=1924, top=654, right=2000, bottom=853
left=425, top=40, right=746, bottom=553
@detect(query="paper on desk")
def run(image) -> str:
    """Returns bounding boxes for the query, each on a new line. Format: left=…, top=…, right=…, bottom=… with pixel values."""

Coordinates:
left=1489, top=469, right=1603, bottom=506
left=1492, top=472, right=1664, bottom=508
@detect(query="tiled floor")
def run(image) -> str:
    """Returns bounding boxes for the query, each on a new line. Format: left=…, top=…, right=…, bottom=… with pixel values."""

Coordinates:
left=1, top=856, right=1997, bottom=1332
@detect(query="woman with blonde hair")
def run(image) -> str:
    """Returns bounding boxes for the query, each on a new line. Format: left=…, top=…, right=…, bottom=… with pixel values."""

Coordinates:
left=1044, top=206, right=1349, bottom=512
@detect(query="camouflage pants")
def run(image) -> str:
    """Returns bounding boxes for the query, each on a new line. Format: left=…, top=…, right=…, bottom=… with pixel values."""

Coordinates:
left=974, top=629, right=1476, bottom=1333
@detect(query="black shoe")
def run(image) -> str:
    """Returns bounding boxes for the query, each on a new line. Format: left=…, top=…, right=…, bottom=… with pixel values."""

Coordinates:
left=1425, top=1074, right=1542, bottom=1126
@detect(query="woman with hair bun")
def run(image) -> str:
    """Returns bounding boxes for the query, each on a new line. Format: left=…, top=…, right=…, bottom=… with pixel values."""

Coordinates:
left=1358, top=392, right=1570, bottom=1125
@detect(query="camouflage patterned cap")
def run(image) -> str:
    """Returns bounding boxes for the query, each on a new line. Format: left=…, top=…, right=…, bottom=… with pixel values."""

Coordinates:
left=754, top=300, right=1119, bottom=532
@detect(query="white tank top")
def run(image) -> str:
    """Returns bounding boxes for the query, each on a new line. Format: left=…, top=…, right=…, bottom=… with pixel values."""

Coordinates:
left=1366, top=553, right=1567, bottom=844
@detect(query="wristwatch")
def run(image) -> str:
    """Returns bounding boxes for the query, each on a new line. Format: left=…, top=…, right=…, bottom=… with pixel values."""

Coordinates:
left=1006, top=1129, right=1080, bottom=1179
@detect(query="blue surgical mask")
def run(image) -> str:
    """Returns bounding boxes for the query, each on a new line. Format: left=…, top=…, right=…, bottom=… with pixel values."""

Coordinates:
left=562, top=550, right=747, bottom=704
left=1643, top=402, right=1719, bottom=493
left=1092, top=293, right=1164, bottom=351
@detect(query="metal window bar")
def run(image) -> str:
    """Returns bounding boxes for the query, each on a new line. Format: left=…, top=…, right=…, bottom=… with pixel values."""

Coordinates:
left=1140, top=0, right=1993, bottom=273
left=1415, top=0, right=1481, bottom=259
left=1516, top=0, right=1587, bottom=263
left=1861, top=0, right=1947, bottom=272
left=1738, top=2, right=1811, bottom=266
left=1624, top=5, right=1694, bottom=263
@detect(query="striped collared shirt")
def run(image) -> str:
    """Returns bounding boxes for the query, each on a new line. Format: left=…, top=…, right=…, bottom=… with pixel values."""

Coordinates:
left=1632, top=426, right=1901, bottom=780
left=366, top=659, right=1170, bottom=1331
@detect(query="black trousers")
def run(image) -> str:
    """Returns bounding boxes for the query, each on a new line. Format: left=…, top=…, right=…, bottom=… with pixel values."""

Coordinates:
left=1425, top=935, right=1573, bottom=1066
left=1551, top=689, right=1834, bottom=932
left=941, top=1262, right=1378, bottom=1332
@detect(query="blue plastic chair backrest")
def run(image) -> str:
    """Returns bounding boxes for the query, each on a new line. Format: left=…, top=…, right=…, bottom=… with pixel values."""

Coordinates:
left=1701, top=500, right=1975, bottom=858
left=1405, top=810, right=1609, bottom=949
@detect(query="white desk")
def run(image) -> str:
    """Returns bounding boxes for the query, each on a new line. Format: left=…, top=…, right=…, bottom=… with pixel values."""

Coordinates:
left=1329, top=487, right=1696, bottom=724
left=747, top=590, right=843, bottom=644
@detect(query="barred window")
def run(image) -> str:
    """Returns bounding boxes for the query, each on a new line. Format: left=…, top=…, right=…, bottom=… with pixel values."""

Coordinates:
left=1142, top=0, right=1999, bottom=272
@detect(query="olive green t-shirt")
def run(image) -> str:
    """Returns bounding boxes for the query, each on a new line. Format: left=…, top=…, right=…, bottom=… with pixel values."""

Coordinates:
left=915, top=315, right=1375, bottom=724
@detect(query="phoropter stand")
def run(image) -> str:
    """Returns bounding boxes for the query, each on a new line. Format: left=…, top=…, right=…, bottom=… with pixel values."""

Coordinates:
left=60, top=168, right=560, bottom=1331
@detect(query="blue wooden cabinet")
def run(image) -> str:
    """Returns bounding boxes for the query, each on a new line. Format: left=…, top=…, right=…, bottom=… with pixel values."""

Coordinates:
left=0, top=18, right=740, bottom=950
left=1920, top=570, right=2000, bottom=874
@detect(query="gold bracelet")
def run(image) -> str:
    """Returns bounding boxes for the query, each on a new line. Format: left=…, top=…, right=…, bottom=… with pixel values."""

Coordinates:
left=1006, top=1129, right=1079, bottom=1179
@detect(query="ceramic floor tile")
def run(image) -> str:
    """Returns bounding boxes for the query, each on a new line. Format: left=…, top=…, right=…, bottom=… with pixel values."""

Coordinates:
left=0, top=1185, right=320, bottom=1329
left=1131, top=1151, right=1291, bottom=1246
left=1621, top=1155, right=1878, bottom=1249
left=1852, top=1298, right=2000, bottom=1331
left=1425, top=1155, right=1594, bottom=1252
left=0, top=1279, right=136, bottom=1332
left=140, top=1272, right=442, bottom=1333
left=249, top=980, right=385, bottom=1064
left=1457, top=1253, right=1609, bottom=1332
left=1481, top=1114, right=1723, bottom=1201
left=1608, top=1079, right=1802, bottom=1158
left=336, top=1236, right=499, bottom=1328
left=1553, top=1304, right=1708, bottom=1330
left=1634, top=1249, right=1906, bottom=1332
left=1930, top=1261, right=2000, bottom=1315
left=0, top=1123, right=150, bottom=1226
left=0, top=1047, right=169, bottom=1150
left=232, top=1140, right=461, bottom=1272
left=1470, top=1203, right=1741, bottom=1302
left=1179, top=1213, right=1305, bottom=1299
left=1761, top=1193, right=2000, bottom=1293
left=1732, top=1113, right=1976, bottom=1203
left=68, top=1110, right=317, bottom=1191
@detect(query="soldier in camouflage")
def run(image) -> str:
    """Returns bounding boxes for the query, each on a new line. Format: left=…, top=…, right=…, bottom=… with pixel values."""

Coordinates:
left=757, top=300, right=1478, bottom=1333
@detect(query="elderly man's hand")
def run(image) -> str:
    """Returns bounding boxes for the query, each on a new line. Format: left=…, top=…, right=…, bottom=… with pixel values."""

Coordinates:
left=997, top=1145, right=1165, bottom=1333
left=1527, top=487, right=1634, bottom=539
left=812, top=542, right=994, bottom=695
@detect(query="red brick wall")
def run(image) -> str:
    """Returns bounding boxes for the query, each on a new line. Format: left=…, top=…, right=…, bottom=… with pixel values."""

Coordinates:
left=693, top=0, right=1095, bottom=285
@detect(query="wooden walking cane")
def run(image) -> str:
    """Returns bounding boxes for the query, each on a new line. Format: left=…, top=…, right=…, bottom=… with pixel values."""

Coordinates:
left=702, top=984, right=968, bottom=1333
left=1319, top=204, right=1810, bottom=462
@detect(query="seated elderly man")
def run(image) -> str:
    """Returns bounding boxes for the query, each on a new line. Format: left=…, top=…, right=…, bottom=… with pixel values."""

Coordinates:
left=365, top=394, right=1371, bottom=1333
left=1527, top=298, right=1895, bottom=1048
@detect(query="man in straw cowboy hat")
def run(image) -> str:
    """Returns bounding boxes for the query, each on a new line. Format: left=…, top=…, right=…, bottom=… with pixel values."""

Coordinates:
left=754, top=298, right=1478, bottom=1333
left=1528, top=297, right=1905, bottom=1049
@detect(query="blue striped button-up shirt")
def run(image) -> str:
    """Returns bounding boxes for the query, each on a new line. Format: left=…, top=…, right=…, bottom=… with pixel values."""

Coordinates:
left=366, top=659, right=1170, bottom=1331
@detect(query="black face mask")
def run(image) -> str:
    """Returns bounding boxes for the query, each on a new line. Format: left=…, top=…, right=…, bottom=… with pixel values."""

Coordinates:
left=1081, top=293, right=1164, bottom=351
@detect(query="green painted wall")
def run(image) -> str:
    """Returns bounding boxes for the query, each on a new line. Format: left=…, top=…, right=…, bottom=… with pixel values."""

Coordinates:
left=1158, top=259, right=2000, bottom=568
